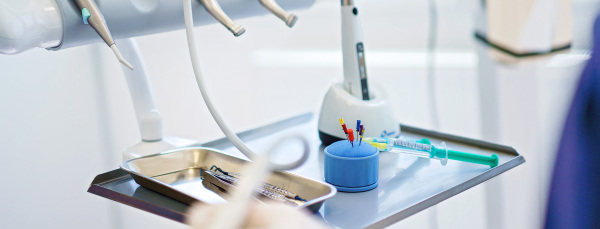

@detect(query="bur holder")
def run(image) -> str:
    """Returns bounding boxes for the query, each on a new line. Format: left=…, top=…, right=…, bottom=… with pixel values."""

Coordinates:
left=324, top=140, right=379, bottom=192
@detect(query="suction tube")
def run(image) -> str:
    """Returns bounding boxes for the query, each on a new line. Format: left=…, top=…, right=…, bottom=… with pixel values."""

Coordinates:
left=183, top=0, right=308, bottom=171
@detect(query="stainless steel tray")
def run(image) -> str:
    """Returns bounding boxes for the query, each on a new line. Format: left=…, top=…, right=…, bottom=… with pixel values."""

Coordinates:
left=120, top=147, right=336, bottom=213
left=88, top=112, right=525, bottom=228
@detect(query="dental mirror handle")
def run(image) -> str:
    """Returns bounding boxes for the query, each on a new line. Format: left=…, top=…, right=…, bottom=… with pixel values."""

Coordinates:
left=198, top=0, right=245, bottom=36
left=258, top=0, right=298, bottom=27
left=342, top=0, right=370, bottom=100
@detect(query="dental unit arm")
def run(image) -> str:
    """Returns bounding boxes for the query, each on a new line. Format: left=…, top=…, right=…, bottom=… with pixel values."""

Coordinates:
left=0, top=0, right=312, bottom=54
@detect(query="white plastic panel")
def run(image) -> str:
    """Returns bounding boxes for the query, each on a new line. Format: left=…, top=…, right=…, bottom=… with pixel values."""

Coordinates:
left=51, top=0, right=315, bottom=50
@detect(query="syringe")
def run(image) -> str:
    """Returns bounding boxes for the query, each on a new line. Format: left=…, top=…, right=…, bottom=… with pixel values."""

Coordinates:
left=364, top=137, right=499, bottom=167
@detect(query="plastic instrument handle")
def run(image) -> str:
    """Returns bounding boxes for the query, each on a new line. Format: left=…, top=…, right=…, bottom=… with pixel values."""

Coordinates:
left=73, top=0, right=115, bottom=46
left=341, top=1, right=369, bottom=100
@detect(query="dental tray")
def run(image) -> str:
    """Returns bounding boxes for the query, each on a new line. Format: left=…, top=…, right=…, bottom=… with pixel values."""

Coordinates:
left=119, top=147, right=336, bottom=213
left=88, top=113, right=525, bottom=228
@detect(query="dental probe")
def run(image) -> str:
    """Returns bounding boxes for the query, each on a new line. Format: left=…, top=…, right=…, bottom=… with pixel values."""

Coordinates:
left=74, top=0, right=134, bottom=70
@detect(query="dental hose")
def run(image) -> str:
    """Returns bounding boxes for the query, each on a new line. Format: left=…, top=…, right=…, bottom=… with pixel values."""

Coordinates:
left=182, top=0, right=308, bottom=171
left=183, top=2, right=310, bottom=229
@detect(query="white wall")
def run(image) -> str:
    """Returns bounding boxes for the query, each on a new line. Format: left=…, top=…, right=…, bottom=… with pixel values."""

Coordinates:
left=0, top=45, right=116, bottom=228
left=0, top=0, right=598, bottom=228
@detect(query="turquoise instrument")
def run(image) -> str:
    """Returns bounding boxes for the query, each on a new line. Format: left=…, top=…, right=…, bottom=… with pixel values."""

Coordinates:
left=364, top=137, right=499, bottom=168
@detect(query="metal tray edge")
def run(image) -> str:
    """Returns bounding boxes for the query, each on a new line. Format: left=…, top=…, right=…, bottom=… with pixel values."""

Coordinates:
left=88, top=169, right=131, bottom=187
left=400, top=124, right=520, bottom=156
left=87, top=170, right=187, bottom=223
left=120, top=146, right=337, bottom=213
left=365, top=155, right=526, bottom=229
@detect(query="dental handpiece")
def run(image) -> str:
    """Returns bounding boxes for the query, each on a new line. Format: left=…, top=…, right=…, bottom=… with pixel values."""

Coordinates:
left=258, top=0, right=298, bottom=27
left=365, top=137, right=499, bottom=167
left=198, top=0, right=245, bottom=36
left=73, top=0, right=134, bottom=70
left=341, top=0, right=369, bottom=100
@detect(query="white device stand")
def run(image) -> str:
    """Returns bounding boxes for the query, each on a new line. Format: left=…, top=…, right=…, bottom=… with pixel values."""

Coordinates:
left=317, top=81, right=400, bottom=146
left=118, top=38, right=197, bottom=161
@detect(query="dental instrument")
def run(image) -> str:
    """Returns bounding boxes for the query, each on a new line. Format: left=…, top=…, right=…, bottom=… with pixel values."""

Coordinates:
left=343, top=124, right=349, bottom=139
left=73, top=0, right=134, bottom=70
left=208, top=166, right=308, bottom=202
left=339, top=118, right=349, bottom=140
left=258, top=0, right=298, bottom=27
left=203, top=170, right=301, bottom=206
left=365, top=137, right=499, bottom=167
left=356, top=120, right=361, bottom=138
left=342, top=0, right=370, bottom=100
left=359, top=125, right=364, bottom=145
left=348, top=131, right=355, bottom=147
left=197, top=0, right=246, bottom=36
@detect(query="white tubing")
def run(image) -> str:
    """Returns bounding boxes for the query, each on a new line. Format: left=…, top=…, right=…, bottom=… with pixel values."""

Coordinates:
left=118, top=38, right=163, bottom=142
left=182, top=0, right=308, bottom=171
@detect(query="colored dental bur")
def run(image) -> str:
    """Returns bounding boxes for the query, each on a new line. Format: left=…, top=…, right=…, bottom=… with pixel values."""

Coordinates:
left=356, top=120, right=361, bottom=139
left=364, top=137, right=499, bottom=168
left=359, top=125, right=364, bottom=146
left=339, top=118, right=349, bottom=141
left=348, top=131, right=355, bottom=148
